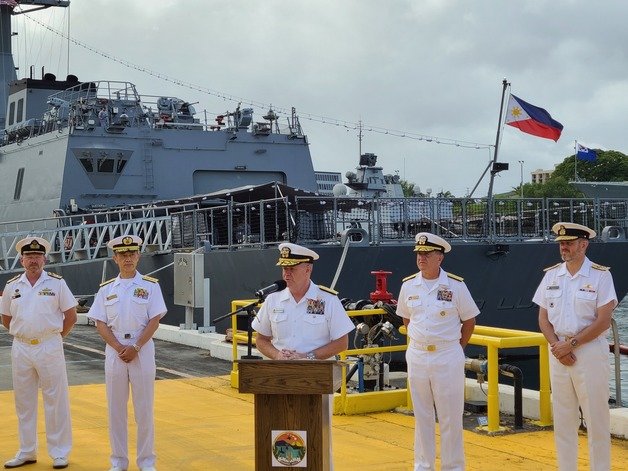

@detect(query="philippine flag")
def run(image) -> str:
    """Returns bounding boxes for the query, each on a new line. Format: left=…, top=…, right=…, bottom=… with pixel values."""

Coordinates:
left=505, top=94, right=563, bottom=142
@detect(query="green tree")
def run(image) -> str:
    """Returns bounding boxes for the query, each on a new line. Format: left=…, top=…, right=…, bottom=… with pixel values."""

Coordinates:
left=400, top=179, right=418, bottom=197
left=521, top=149, right=628, bottom=198
left=552, top=149, right=628, bottom=182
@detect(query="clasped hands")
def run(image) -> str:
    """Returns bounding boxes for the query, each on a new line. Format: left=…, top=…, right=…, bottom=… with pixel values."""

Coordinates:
left=117, top=345, right=139, bottom=363
left=276, top=348, right=306, bottom=360
left=550, top=339, right=576, bottom=366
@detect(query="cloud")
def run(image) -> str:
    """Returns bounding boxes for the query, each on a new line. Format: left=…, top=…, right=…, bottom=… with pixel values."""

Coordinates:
left=15, top=0, right=628, bottom=196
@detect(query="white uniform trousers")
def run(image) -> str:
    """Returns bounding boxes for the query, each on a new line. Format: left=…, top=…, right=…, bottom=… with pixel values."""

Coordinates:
left=10, top=334, right=72, bottom=459
left=105, top=339, right=156, bottom=469
left=549, top=336, right=610, bottom=471
left=406, top=342, right=465, bottom=471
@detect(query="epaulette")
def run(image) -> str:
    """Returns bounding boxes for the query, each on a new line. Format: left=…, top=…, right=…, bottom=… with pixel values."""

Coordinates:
left=447, top=272, right=464, bottom=282
left=318, top=285, right=338, bottom=295
left=402, top=273, right=418, bottom=282
left=6, top=274, right=20, bottom=284
left=99, top=278, right=116, bottom=287
left=591, top=263, right=610, bottom=271
left=142, top=275, right=159, bottom=283
left=47, top=271, right=63, bottom=279
left=543, top=263, right=561, bottom=272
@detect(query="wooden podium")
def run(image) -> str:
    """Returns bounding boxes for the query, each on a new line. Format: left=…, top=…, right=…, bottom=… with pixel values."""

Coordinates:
left=238, top=359, right=337, bottom=471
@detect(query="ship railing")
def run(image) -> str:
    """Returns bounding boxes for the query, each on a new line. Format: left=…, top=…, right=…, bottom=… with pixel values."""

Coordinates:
left=172, top=197, right=291, bottom=250
left=168, top=195, right=628, bottom=252
left=0, top=203, right=193, bottom=271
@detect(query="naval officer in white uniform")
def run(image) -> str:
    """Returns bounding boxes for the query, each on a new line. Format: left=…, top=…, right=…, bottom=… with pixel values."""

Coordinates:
left=1, top=237, right=77, bottom=469
left=88, top=235, right=167, bottom=471
left=252, top=243, right=355, bottom=470
left=396, top=232, right=479, bottom=471
left=533, top=222, right=617, bottom=470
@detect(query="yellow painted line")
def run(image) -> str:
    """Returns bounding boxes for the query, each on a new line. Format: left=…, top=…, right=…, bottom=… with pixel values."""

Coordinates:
left=0, top=376, right=625, bottom=470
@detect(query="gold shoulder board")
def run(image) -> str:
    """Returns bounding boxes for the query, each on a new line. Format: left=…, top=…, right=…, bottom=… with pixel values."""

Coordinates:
left=7, top=274, right=20, bottom=283
left=142, top=275, right=159, bottom=283
left=402, top=273, right=418, bottom=282
left=447, top=272, right=464, bottom=282
left=591, top=263, right=610, bottom=271
left=99, top=278, right=116, bottom=287
left=318, top=285, right=338, bottom=295
left=543, top=263, right=561, bottom=272
left=47, top=271, right=63, bottom=279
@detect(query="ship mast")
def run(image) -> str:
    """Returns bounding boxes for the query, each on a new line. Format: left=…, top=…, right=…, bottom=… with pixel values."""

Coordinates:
left=0, top=0, right=70, bottom=129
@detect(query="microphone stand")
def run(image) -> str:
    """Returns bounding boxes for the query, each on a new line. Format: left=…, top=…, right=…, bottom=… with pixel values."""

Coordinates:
left=212, top=298, right=263, bottom=360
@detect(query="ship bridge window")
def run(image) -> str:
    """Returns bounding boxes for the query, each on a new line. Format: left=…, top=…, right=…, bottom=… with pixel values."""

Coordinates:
left=80, top=158, right=94, bottom=172
left=97, top=158, right=115, bottom=173
left=116, top=159, right=127, bottom=173
left=8, top=102, right=15, bottom=126
left=14, top=167, right=25, bottom=200
left=16, top=98, right=24, bottom=123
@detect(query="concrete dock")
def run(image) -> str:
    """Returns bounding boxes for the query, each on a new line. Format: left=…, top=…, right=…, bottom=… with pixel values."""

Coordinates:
left=0, top=324, right=626, bottom=470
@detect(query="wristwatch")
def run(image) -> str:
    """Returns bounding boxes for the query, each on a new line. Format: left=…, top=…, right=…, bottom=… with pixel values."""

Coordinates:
left=569, top=337, right=578, bottom=348
left=132, top=343, right=141, bottom=352
left=306, top=351, right=316, bottom=360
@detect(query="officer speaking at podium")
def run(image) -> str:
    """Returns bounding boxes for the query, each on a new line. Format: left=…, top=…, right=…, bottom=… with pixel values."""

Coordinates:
left=251, top=242, right=354, bottom=469
left=251, top=242, right=354, bottom=362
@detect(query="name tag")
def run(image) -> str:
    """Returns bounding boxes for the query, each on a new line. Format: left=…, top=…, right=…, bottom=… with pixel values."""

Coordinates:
left=272, top=308, right=284, bottom=313
left=547, top=285, right=560, bottom=290
left=106, top=294, right=118, bottom=301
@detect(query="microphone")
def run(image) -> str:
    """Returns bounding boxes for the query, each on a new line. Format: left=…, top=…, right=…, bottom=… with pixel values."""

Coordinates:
left=255, top=280, right=287, bottom=299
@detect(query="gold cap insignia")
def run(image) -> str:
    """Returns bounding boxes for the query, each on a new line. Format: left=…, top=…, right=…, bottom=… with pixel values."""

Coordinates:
left=122, top=236, right=133, bottom=245
left=558, top=225, right=566, bottom=236
left=418, top=235, right=427, bottom=245
left=29, top=241, right=40, bottom=250
left=280, top=247, right=291, bottom=258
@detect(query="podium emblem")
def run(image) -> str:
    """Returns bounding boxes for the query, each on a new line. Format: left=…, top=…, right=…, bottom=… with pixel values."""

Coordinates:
left=271, top=430, right=307, bottom=467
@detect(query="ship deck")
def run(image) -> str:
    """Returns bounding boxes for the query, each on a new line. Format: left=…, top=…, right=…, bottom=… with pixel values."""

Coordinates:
left=1, top=325, right=627, bottom=470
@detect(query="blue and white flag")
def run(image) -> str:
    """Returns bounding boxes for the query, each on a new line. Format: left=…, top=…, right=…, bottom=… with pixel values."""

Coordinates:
left=576, top=143, right=597, bottom=162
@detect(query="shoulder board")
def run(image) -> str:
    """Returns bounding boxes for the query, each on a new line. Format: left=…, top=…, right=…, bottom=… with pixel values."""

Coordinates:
left=543, top=263, right=561, bottom=272
left=7, top=274, right=20, bottom=283
left=591, top=263, right=610, bottom=271
left=47, top=271, right=63, bottom=279
left=447, top=272, right=464, bottom=282
left=318, top=285, right=338, bottom=295
left=402, top=273, right=418, bottom=282
left=142, top=275, right=159, bottom=283
left=99, top=278, right=116, bottom=287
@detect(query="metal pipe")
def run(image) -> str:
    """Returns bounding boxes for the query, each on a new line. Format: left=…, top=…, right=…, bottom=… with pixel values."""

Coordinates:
left=499, top=363, right=523, bottom=429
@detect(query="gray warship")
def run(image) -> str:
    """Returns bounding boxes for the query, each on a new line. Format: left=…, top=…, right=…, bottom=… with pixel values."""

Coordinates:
left=1, top=1, right=627, bottom=349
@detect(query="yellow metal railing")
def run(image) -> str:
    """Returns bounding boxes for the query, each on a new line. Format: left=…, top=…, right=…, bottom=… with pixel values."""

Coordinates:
left=468, top=325, right=552, bottom=432
left=228, top=299, right=551, bottom=430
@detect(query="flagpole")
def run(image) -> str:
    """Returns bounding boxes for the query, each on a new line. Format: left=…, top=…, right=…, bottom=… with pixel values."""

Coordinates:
left=574, top=140, right=578, bottom=181
left=485, top=78, right=510, bottom=242
left=486, top=79, right=510, bottom=203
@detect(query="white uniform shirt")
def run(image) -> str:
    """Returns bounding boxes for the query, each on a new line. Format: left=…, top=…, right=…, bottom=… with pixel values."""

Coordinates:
left=396, top=269, right=479, bottom=343
left=252, top=281, right=354, bottom=355
left=532, top=257, right=617, bottom=337
left=0, top=271, right=77, bottom=338
left=88, top=272, right=167, bottom=337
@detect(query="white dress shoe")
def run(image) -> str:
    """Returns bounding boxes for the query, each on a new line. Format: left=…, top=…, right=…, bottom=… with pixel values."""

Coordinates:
left=3, top=455, right=37, bottom=468
left=107, top=467, right=126, bottom=471
left=140, top=467, right=156, bottom=471
left=52, top=457, right=69, bottom=469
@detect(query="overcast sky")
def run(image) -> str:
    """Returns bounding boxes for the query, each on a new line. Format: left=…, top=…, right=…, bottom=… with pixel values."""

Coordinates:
left=11, top=0, right=628, bottom=196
